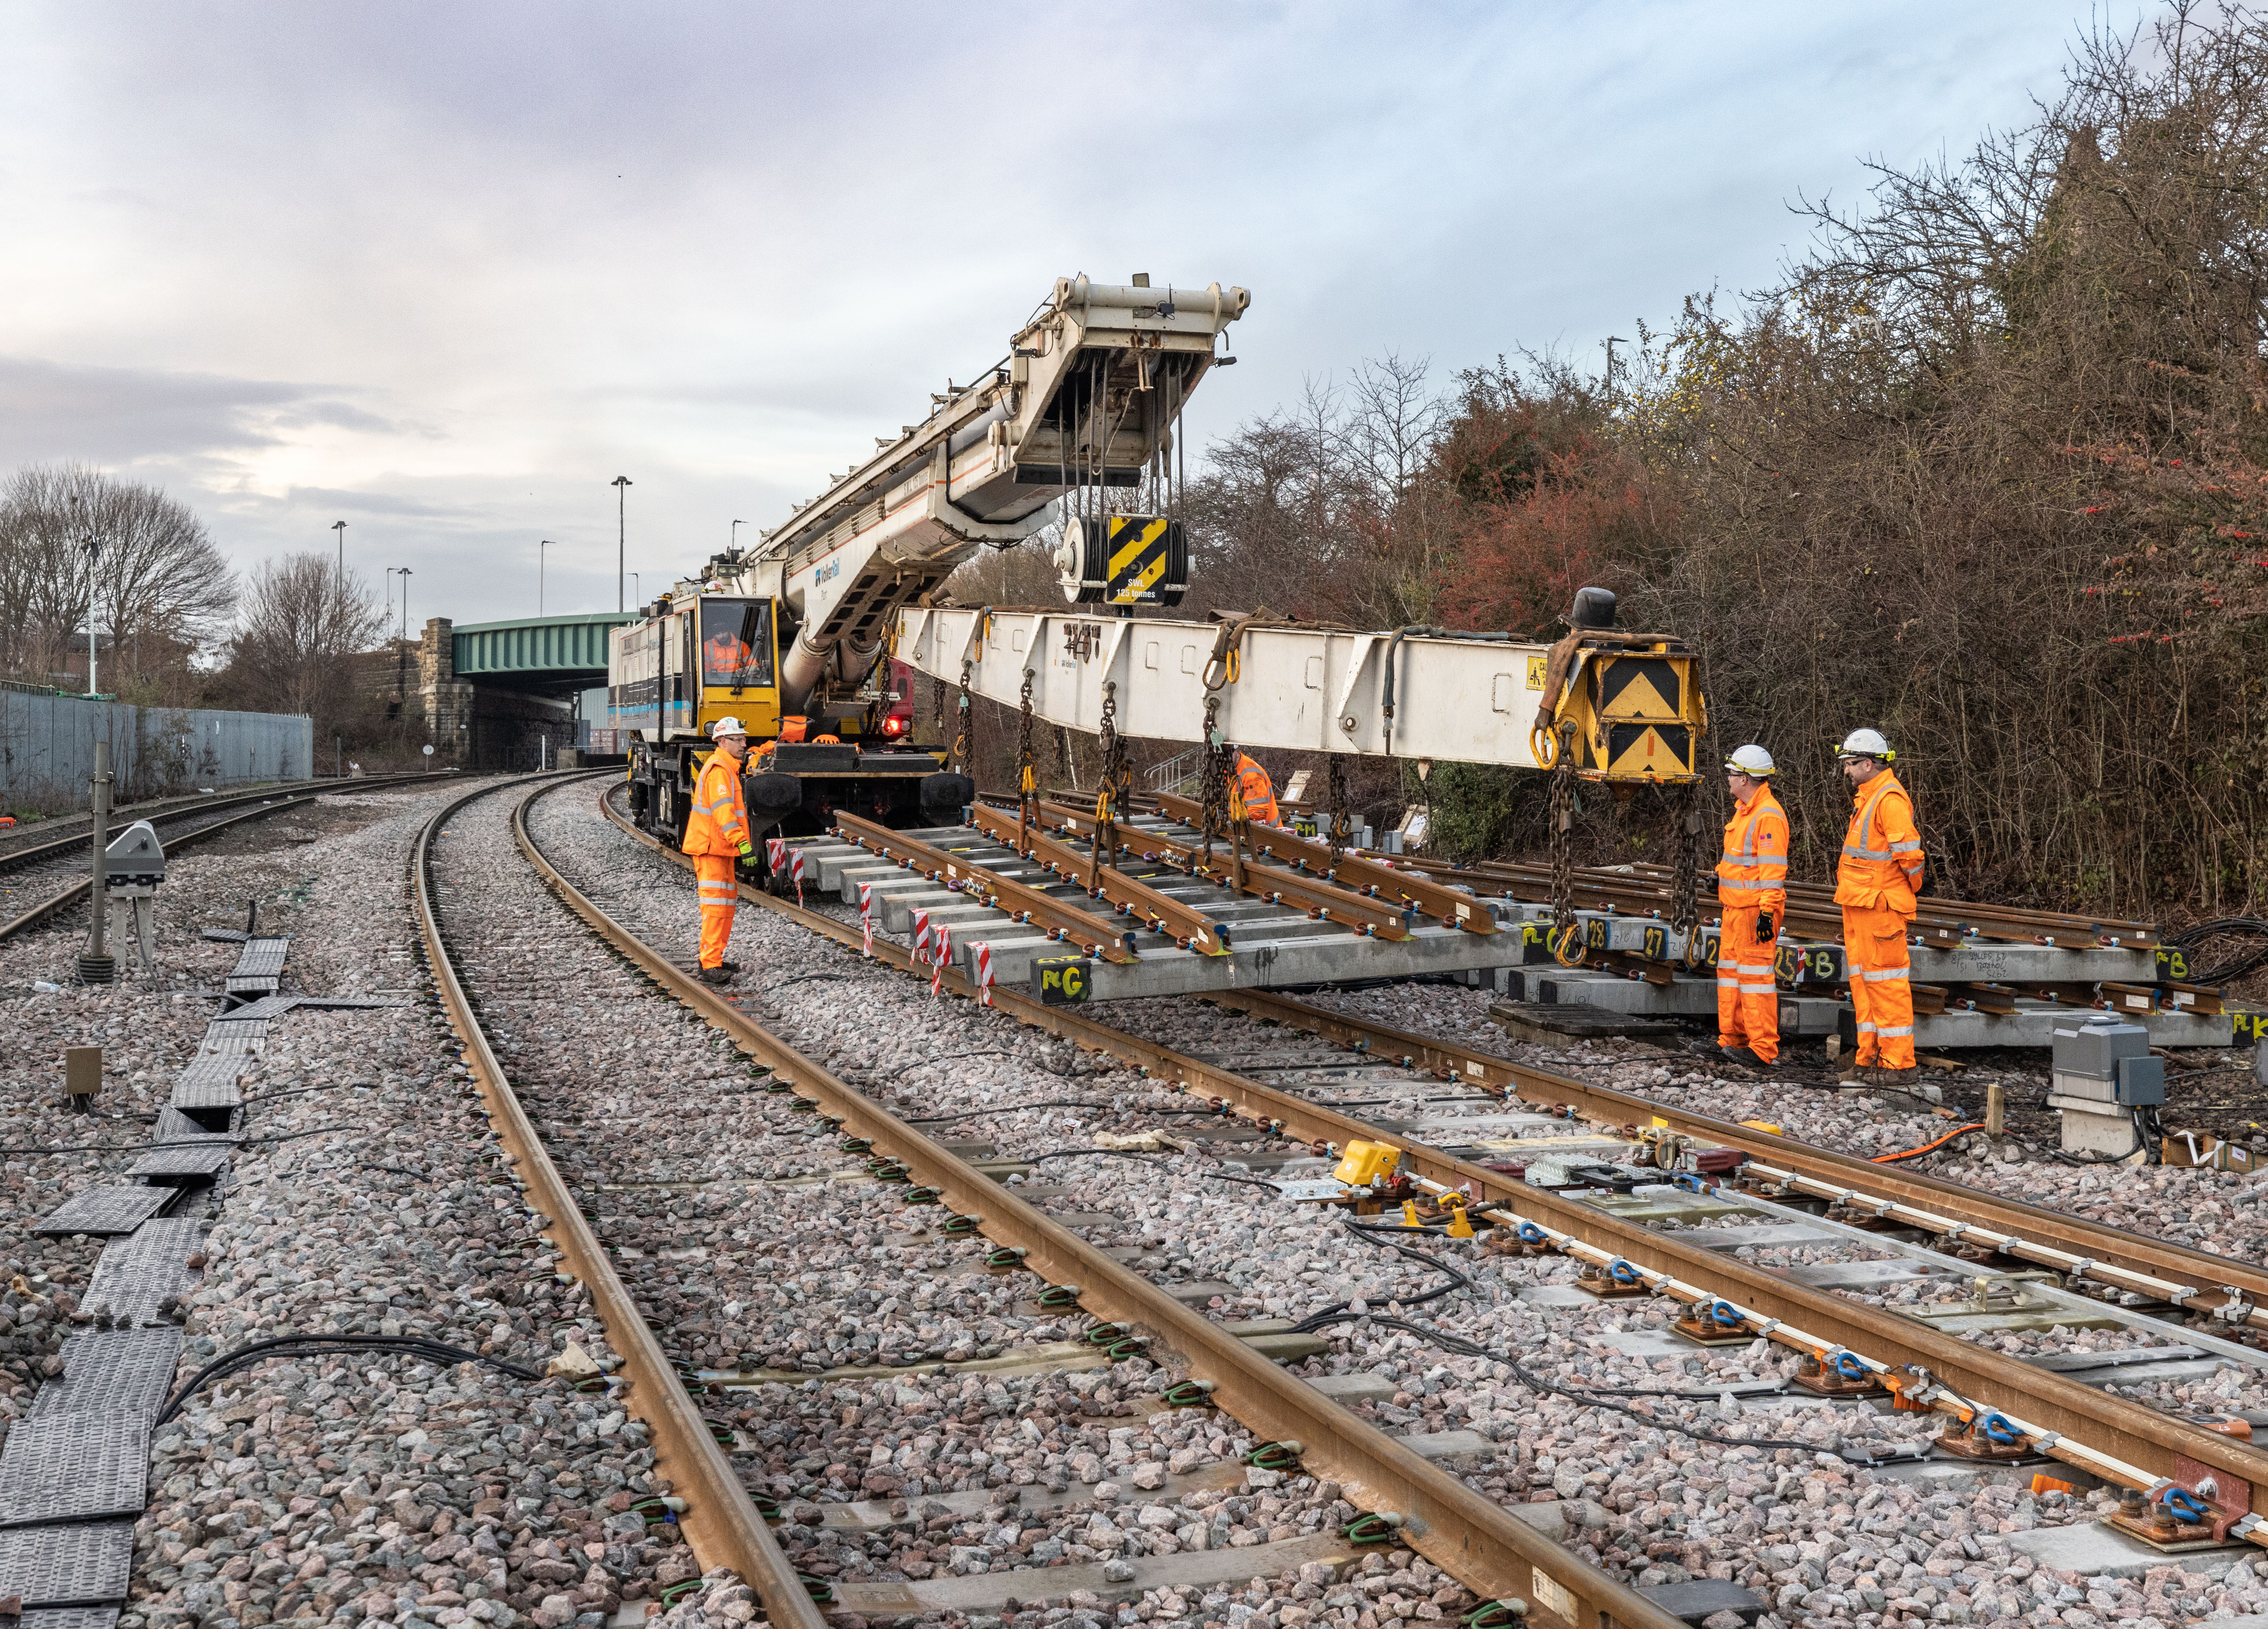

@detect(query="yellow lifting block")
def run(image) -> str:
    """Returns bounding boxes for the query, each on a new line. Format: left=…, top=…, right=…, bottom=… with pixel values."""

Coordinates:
left=1444, top=1197, right=1476, bottom=1240
left=1334, top=1140, right=1402, bottom=1188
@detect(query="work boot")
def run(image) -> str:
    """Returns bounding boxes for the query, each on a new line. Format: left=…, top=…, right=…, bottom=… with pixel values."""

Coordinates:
left=717, top=961, right=741, bottom=975
left=698, top=965, right=736, bottom=987
left=1721, top=1045, right=1764, bottom=1067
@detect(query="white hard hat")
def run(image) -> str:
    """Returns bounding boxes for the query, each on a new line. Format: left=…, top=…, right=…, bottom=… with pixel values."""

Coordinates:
left=1723, top=744, right=1776, bottom=777
left=1836, top=727, right=1892, bottom=761
left=710, top=716, right=750, bottom=740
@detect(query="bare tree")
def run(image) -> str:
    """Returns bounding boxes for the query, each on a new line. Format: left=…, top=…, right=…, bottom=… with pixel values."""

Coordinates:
left=224, top=554, right=386, bottom=731
left=0, top=464, right=237, bottom=696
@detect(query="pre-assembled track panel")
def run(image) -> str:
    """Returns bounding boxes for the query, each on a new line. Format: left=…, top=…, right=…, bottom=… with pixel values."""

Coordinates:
left=569, top=778, right=1678, bottom=1629
left=589, top=785, right=2268, bottom=1531
left=412, top=776, right=831, bottom=1629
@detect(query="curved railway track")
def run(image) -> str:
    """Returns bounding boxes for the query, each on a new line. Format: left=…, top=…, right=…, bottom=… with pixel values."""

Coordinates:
left=1, top=771, right=450, bottom=942
left=585, top=781, right=2268, bottom=1560
left=426, top=774, right=1680, bottom=1629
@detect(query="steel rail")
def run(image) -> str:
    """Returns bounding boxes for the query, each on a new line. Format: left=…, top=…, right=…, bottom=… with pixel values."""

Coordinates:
left=832, top=811, right=1138, bottom=962
left=1033, top=802, right=1421, bottom=941
left=1200, top=987, right=2268, bottom=1326
left=0, top=773, right=447, bottom=943
left=1149, top=793, right=1500, bottom=936
left=1403, top=854, right=2162, bottom=950
left=586, top=786, right=1680, bottom=1629
left=964, top=803, right=1231, bottom=954
left=413, top=776, right=831, bottom=1629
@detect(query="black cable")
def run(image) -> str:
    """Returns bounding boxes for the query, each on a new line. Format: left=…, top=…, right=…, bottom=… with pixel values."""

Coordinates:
left=1291, top=1219, right=1473, bottom=1330
left=2168, top=917, right=2268, bottom=986
left=1310, top=1269, right=1913, bottom=1466
left=157, top=1333, right=543, bottom=1425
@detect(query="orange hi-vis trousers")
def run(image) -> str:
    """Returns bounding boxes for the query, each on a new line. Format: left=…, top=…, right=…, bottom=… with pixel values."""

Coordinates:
left=1843, top=903, right=1916, bottom=1068
left=1715, top=904, right=1781, bottom=1062
left=695, top=855, right=738, bottom=969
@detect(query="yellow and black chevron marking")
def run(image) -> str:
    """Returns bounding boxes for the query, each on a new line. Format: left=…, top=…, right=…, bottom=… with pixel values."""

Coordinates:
left=1106, top=516, right=1172, bottom=604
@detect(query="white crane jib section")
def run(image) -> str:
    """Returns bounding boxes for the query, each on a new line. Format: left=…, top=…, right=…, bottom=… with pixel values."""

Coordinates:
left=745, top=277, right=1251, bottom=713
left=896, top=607, right=1562, bottom=769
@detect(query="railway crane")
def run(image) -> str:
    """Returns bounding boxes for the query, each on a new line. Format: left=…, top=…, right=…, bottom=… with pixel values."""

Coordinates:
left=614, top=271, right=1710, bottom=938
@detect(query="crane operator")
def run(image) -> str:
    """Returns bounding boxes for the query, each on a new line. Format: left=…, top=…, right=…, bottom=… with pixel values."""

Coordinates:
left=704, top=623, right=755, bottom=684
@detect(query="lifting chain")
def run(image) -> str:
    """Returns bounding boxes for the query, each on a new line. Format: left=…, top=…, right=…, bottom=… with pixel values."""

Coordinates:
left=1326, top=754, right=1353, bottom=871
left=952, top=658, right=973, bottom=777
left=1669, top=779, right=1705, bottom=965
left=1549, top=721, right=1584, bottom=966
left=1199, top=694, right=1231, bottom=872
left=930, top=673, right=946, bottom=738
left=1092, top=681, right=1130, bottom=891
left=1016, top=667, right=1038, bottom=847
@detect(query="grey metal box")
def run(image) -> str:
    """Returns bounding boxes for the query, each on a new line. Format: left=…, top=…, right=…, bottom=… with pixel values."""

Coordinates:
left=2115, top=1055, right=2166, bottom=1106
left=2050, top=1016, right=2150, bottom=1080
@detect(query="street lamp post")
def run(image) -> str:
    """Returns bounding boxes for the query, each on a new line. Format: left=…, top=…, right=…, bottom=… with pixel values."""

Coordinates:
left=332, top=520, right=347, bottom=593
left=731, top=519, right=748, bottom=556
left=612, top=476, right=632, bottom=611
left=630, top=572, right=641, bottom=608
left=82, top=529, right=103, bottom=696
left=540, top=540, right=556, bottom=617
left=398, top=568, right=412, bottom=641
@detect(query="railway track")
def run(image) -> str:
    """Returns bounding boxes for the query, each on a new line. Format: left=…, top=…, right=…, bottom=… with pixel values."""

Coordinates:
left=438, top=775, right=1681, bottom=1629
left=0, top=776, right=382, bottom=866
left=0, top=771, right=448, bottom=942
left=577, top=782, right=2268, bottom=1579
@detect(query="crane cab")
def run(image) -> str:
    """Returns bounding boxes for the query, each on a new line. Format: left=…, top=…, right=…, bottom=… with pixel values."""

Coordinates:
left=608, top=590, right=960, bottom=859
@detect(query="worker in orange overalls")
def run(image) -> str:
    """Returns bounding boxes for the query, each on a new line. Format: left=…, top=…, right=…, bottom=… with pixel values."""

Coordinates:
left=1834, top=728, right=1926, bottom=1075
left=1714, top=744, right=1788, bottom=1066
left=681, top=716, right=754, bottom=986
left=1230, top=752, right=1279, bottom=826
left=704, top=624, right=754, bottom=683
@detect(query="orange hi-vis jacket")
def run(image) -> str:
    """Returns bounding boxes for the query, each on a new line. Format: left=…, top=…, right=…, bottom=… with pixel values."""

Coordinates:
left=682, top=751, right=752, bottom=857
left=1715, top=783, right=1789, bottom=914
left=1834, top=771, right=1924, bottom=912
left=1231, top=754, right=1279, bottom=825
left=705, top=632, right=753, bottom=678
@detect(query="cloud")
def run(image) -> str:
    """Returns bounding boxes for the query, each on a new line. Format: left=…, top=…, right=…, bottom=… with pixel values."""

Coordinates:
left=275, top=485, right=468, bottom=519
left=0, top=355, right=305, bottom=464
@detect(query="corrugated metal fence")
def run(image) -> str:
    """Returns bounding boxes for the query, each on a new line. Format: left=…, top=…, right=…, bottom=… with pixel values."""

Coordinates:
left=0, top=684, right=313, bottom=809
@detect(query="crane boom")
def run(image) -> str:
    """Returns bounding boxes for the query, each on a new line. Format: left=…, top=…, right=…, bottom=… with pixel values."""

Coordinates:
left=891, top=601, right=1707, bottom=781
left=719, top=275, right=1250, bottom=714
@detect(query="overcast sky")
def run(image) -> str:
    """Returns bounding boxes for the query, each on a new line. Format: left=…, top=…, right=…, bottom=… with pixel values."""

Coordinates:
left=0, top=1, right=2123, bottom=633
